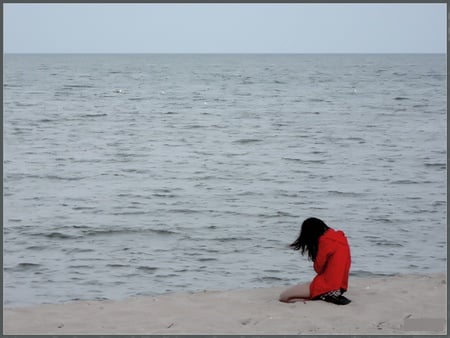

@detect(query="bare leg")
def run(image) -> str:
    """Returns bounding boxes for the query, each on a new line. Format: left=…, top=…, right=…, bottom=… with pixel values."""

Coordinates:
left=279, top=282, right=311, bottom=303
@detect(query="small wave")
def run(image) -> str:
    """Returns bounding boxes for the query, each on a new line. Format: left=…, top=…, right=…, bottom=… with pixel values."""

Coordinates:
left=72, top=206, right=96, bottom=211
left=224, top=152, right=249, bottom=157
left=43, top=232, right=78, bottom=240
left=236, top=191, right=264, bottom=197
left=106, top=264, right=129, bottom=268
left=392, top=179, right=433, bottom=185
left=149, top=229, right=178, bottom=235
left=37, top=228, right=179, bottom=241
left=374, top=240, right=403, bottom=247
left=350, top=270, right=396, bottom=277
left=71, top=225, right=90, bottom=229
left=128, top=97, right=149, bottom=101
left=194, top=175, right=217, bottom=181
left=183, top=252, right=201, bottom=257
left=111, top=211, right=149, bottom=216
left=283, top=158, right=325, bottom=164
left=155, top=273, right=179, bottom=278
left=259, top=211, right=296, bottom=218
left=282, top=157, right=302, bottom=162
left=212, top=237, right=252, bottom=242
left=26, top=245, right=48, bottom=251
left=186, top=124, right=205, bottom=129
left=4, top=83, right=22, bottom=88
left=370, top=217, right=393, bottom=223
left=38, top=118, right=57, bottom=123
left=364, top=235, right=403, bottom=247
left=407, top=264, right=419, bottom=269
left=114, top=152, right=136, bottom=158
left=198, top=258, right=217, bottom=262
left=424, top=162, right=446, bottom=168
left=203, top=248, right=221, bottom=253
left=4, top=173, right=39, bottom=181
left=137, top=266, right=158, bottom=273
left=346, top=137, right=366, bottom=143
left=327, top=190, right=364, bottom=197
left=15, top=102, right=38, bottom=107
left=121, top=169, right=151, bottom=175
left=233, top=139, right=263, bottom=144
left=63, top=248, right=95, bottom=253
left=394, top=96, right=409, bottom=100
left=174, top=269, right=189, bottom=273
left=62, top=84, right=94, bottom=89
left=273, top=122, right=290, bottom=127
left=18, top=262, right=41, bottom=268
left=153, top=193, right=178, bottom=198
left=68, top=265, right=92, bottom=269
left=253, top=276, right=284, bottom=282
left=5, top=263, right=41, bottom=271
left=390, top=179, right=417, bottom=185
left=170, top=208, right=201, bottom=214
left=81, top=227, right=178, bottom=238
left=116, top=193, right=150, bottom=199
left=94, top=297, right=110, bottom=301
left=154, top=188, right=182, bottom=194
left=80, top=113, right=108, bottom=118
left=219, top=210, right=257, bottom=218
left=70, top=159, right=102, bottom=164
left=45, top=175, right=87, bottom=181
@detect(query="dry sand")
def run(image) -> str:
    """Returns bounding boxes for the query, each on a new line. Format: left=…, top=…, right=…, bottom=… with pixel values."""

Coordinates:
left=3, top=273, right=447, bottom=335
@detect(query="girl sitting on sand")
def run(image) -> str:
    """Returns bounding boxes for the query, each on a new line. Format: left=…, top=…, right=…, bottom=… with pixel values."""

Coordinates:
left=279, top=217, right=352, bottom=305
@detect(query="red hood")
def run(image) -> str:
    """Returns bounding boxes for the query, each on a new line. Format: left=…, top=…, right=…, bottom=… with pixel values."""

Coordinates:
left=320, top=228, right=348, bottom=246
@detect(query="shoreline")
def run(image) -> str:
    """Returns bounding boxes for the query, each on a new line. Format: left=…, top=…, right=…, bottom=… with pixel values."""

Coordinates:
left=3, top=273, right=447, bottom=335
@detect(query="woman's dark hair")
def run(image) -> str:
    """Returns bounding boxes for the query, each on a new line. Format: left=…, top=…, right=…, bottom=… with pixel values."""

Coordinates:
left=290, top=217, right=330, bottom=261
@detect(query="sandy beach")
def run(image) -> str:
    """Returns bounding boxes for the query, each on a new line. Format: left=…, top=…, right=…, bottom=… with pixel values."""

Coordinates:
left=3, top=273, right=446, bottom=335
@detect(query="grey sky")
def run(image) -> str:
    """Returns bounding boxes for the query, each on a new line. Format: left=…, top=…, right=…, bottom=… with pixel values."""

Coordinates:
left=4, top=3, right=447, bottom=54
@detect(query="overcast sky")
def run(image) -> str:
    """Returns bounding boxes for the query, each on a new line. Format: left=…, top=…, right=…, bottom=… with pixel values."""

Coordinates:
left=4, top=3, right=447, bottom=54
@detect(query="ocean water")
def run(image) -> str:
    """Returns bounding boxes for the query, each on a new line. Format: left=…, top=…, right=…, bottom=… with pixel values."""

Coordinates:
left=3, top=54, right=447, bottom=307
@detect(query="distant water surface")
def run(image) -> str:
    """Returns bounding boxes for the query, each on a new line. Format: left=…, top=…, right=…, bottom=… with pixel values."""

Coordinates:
left=3, top=54, right=446, bottom=306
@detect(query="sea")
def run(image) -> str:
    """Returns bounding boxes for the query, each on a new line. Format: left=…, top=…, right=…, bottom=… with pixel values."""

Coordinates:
left=3, top=54, right=447, bottom=307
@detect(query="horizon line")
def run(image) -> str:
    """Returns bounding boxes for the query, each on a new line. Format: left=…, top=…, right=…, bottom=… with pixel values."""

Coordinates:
left=4, top=52, right=446, bottom=55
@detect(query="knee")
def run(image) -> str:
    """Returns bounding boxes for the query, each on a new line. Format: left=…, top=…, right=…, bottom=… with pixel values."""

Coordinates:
left=279, top=292, right=289, bottom=303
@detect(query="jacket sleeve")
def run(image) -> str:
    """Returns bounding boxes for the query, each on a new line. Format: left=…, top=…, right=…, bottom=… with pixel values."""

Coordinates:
left=313, top=238, right=334, bottom=274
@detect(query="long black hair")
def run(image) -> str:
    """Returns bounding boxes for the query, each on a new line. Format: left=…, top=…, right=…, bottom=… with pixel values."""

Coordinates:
left=290, top=217, right=330, bottom=261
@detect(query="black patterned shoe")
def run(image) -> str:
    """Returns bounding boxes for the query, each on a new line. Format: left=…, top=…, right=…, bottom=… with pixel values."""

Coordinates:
left=319, top=290, right=351, bottom=305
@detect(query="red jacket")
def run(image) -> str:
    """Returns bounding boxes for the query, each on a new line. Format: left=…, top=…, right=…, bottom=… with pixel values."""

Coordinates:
left=309, top=228, right=351, bottom=299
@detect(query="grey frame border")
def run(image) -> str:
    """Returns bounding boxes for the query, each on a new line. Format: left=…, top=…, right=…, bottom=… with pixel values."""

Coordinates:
left=1, top=1, right=448, bottom=338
